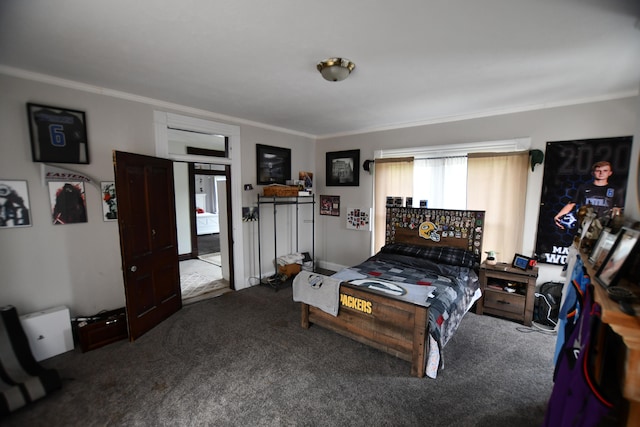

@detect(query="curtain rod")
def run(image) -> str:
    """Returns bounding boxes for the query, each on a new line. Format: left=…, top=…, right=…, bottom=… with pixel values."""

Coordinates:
left=467, top=151, right=528, bottom=158
left=373, top=156, right=414, bottom=164
left=414, top=155, right=467, bottom=161
left=374, top=155, right=467, bottom=162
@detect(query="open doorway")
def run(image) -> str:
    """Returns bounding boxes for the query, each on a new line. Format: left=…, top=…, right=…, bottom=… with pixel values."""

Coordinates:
left=154, top=111, right=246, bottom=293
left=177, top=162, right=232, bottom=304
left=168, top=126, right=234, bottom=304
left=194, top=168, right=225, bottom=261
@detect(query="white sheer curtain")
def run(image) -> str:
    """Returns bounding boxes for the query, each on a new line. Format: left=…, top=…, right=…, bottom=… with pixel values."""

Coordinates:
left=373, top=157, right=414, bottom=253
left=467, top=152, right=529, bottom=263
left=413, top=157, right=467, bottom=209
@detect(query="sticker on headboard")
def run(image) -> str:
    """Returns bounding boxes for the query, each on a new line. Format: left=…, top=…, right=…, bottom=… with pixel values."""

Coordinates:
left=418, top=221, right=439, bottom=242
left=385, top=208, right=485, bottom=260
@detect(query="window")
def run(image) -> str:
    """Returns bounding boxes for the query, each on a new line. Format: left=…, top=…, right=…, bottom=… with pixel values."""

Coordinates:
left=412, top=156, right=467, bottom=209
left=374, top=139, right=530, bottom=261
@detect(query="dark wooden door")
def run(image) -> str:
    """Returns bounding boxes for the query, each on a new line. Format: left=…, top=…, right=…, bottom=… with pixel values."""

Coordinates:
left=114, top=151, right=182, bottom=341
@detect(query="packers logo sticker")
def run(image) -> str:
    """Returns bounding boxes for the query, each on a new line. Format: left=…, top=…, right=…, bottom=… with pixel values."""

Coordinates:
left=419, top=221, right=440, bottom=242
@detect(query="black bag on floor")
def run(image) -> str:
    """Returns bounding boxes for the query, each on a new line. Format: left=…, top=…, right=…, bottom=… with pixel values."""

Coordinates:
left=534, top=281, right=563, bottom=327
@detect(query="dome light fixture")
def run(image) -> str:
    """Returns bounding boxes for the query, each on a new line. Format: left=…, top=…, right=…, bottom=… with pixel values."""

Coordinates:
left=317, top=57, right=356, bottom=82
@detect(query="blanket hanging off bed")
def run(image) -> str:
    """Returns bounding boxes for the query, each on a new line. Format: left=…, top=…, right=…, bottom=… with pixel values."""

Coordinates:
left=292, top=271, right=341, bottom=316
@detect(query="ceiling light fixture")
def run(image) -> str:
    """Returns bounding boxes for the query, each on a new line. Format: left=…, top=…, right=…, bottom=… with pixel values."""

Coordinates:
left=317, top=57, right=356, bottom=82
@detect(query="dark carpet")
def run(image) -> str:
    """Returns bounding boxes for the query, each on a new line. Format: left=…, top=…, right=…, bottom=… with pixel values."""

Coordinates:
left=197, top=233, right=220, bottom=255
left=3, top=285, right=556, bottom=426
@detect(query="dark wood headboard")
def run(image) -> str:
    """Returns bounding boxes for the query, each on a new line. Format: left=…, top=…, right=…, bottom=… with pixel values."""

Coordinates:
left=385, top=208, right=485, bottom=263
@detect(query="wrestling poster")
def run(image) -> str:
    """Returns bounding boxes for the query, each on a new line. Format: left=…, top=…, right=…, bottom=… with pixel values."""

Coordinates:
left=535, top=136, right=632, bottom=265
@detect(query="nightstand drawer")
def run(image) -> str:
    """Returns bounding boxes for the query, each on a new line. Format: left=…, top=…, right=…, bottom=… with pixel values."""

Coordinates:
left=484, top=290, right=525, bottom=316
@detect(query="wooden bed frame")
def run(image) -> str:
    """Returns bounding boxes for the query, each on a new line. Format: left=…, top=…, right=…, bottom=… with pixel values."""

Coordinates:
left=301, top=208, right=485, bottom=377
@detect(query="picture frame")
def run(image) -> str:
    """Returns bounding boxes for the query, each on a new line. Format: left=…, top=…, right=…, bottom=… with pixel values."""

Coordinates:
left=596, top=227, right=640, bottom=288
left=385, top=196, right=394, bottom=208
left=48, top=181, right=88, bottom=225
left=27, top=103, right=89, bottom=164
left=320, top=195, right=340, bottom=216
left=512, top=253, right=531, bottom=270
left=256, top=144, right=291, bottom=185
left=617, top=233, right=640, bottom=288
left=588, top=228, right=617, bottom=269
left=326, top=149, right=360, bottom=186
left=0, top=179, right=32, bottom=228
left=242, top=206, right=259, bottom=222
left=299, top=171, right=313, bottom=190
left=100, top=181, right=118, bottom=221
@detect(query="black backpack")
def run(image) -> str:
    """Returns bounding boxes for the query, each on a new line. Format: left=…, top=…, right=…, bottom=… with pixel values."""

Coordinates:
left=534, top=281, right=563, bottom=327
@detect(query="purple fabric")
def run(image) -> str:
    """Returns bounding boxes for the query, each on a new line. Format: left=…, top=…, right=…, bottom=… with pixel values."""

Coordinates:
left=543, top=285, right=613, bottom=426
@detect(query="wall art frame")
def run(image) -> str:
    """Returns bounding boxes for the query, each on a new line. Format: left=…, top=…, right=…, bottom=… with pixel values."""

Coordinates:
left=48, top=181, right=88, bottom=225
left=256, top=144, right=291, bottom=185
left=27, top=103, right=90, bottom=164
left=326, top=149, right=360, bottom=186
left=0, top=179, right=32, bottom=228
left=320, top=195, right=340, bottom=216
left=101, top=181, right=118, bottom=221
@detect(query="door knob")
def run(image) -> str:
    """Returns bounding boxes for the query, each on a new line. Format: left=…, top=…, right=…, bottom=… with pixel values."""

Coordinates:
left=130, top=266, right=137, bottom=272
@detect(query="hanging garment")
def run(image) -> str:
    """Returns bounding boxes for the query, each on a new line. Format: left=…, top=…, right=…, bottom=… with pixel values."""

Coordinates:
left=553, top=254, right=589, bottom=365
left=543, top=284, right=614, bottom=427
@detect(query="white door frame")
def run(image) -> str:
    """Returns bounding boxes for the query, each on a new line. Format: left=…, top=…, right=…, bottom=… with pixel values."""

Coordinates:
left=153, top=111, right=248, bottom=290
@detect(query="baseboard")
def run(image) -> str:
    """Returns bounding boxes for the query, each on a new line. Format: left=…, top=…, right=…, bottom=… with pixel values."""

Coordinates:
left=318, top=260, right=347, bottom=274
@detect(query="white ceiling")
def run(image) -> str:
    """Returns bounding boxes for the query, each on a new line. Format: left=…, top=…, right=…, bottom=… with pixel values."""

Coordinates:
left=1, top=0, right=639, bottom=138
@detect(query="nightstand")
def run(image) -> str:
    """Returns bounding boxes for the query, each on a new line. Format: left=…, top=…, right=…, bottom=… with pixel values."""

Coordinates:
left=476, top=262, right=538, bottom=326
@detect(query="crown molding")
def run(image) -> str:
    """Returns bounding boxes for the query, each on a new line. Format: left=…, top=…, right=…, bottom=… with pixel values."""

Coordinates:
left=0, top=65, right=316, bottom=140
left=3, top=65, right=635, bottom=142
left=316, top=90, right=639, bottom=140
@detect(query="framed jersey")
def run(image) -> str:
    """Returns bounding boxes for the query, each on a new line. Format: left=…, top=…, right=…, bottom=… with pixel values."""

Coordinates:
left=27, top=103, right=89, bottom=164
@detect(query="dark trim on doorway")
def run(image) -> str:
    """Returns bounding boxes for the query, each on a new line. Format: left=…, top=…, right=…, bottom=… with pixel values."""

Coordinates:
left=188, top=162, right=198, bottom=259
left=188, top=164, right=235, bottom=290
left=187, top=146, right=227, bottom=158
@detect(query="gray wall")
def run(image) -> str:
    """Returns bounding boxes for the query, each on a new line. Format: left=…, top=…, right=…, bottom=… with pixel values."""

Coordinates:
left=314, top=96, right=639, bottom=285
left=0, top=73, right=314, bottom=316
left=1, top=70, right=637, bottom=317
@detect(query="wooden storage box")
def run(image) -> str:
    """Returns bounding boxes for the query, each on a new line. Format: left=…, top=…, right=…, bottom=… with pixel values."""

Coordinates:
left=263, top=185, right=299, bottom=197
left=74, top=308, right=128, bottom=352
left=278, top=263, right=301, bottom=277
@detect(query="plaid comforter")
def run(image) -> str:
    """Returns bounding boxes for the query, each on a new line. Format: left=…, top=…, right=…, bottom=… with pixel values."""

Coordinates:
left=342, top=248, right=480, bottom=351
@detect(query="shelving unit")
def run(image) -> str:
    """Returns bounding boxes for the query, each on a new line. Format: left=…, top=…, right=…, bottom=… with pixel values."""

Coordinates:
left=257, top=195, right=315, bottom=290
left=579, top=247, right=640, bottom=425
left=476, top=262, right=538, bottom=326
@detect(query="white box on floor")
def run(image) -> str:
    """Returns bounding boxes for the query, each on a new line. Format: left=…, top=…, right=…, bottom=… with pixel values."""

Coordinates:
left=19, top=306, right=74, bottom=361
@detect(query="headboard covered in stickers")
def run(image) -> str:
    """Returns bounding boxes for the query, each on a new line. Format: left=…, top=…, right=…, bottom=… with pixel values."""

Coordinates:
left=384, top=208, right=485, bottom=264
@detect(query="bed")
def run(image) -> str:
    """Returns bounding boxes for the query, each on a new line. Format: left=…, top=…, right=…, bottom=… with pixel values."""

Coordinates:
left=196, top=211, right=219, bottom=235
left=296, top=207, right=485, bottom=378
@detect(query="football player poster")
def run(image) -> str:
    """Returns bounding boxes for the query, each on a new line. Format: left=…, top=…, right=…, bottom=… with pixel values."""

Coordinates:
left=535, top=136, right=632, bottom=265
